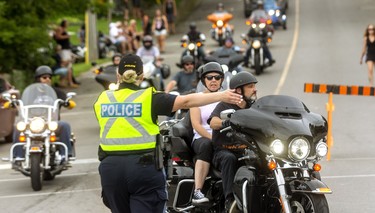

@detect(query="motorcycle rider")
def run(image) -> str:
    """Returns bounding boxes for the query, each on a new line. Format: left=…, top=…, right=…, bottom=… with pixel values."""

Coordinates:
left=13, top=66, right=75, bottom=163
left=243, top=0, right=275, bottom=67
left=208, top=71, right=258, bottom=212
left=180, top=22, right=207, bottom=65
left=94, top=54, right=242, bottom=213
left=208, top=3, right=234, bottom=42
left=165, top=55, right=198, bottom=93
left=190, top=62, right=225, bottom=204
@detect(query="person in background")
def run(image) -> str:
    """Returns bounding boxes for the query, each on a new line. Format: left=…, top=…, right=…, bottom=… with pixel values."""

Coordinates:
left=163, top=0, right=177, bottom=34
left=128, top=19, right=141, bottom=52
left=141, top=10, right=153, bottom=36
left=152, top=8, right=168, bottom=53
left=165, top=55, right=197, bottom=94
left=360, top=24, right=375, bottom=86
left=53, top=20, right=79, bottom=88
left=52, top=44, right=78, bottom=88
left=109, top=21, right=128, bottom=54
left=132, top=0, right=142, bottom=19
left=190, top=62, right=225, bottom=204
left=123, top=0, right=130, bottom=20
left=94, top=54, right=242, bottom=213
left=208, top=71, right=258, bottom=212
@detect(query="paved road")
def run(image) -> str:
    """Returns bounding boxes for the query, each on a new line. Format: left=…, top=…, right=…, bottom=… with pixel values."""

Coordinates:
left=1, top=0, right=375, bottom=212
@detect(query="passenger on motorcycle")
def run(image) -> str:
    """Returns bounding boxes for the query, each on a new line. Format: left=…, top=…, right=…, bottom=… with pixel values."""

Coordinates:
left=13, top=66, right=75, bottom=163
left=165, top=55, right=198, bottom=93
left=180, top=22, right=207, bottom=63
left=208, top=72, right=258, bottom=211
left=190, top=62, right=225, bottom=204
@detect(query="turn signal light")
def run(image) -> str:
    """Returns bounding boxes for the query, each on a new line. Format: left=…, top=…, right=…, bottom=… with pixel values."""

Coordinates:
left=266, top=19, right=272, bottom=25
left=19, top=134, right=26, bottom=142
left=246, top=20, right=251, bottom=25
left=313, top=163, right=322, bottom=172
left=182, top=43, right=187, bottom=48
left=268, top=160, right=277, bottom=170
left=50, top=133, right=56, bottom=142
left=2, top=101, right=11, bottom=109
left=267, top=38, right=272, bottom=43
left=197, top=42, right=202, bottom=47
left=31, top=147, right=41, bottom=151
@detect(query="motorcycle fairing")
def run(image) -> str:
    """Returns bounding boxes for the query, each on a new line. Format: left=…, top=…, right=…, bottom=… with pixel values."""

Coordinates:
left=289, top=178, right=332, bottom=194
left=230, top=95, right=327, bottom=155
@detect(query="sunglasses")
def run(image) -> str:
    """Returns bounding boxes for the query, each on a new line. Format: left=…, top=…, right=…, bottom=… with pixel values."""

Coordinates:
left=41, top=76, right=52, bottom=80
left=184, top=63, right=194, bottom=66
left=368, top=28, right=374, bottom=31
left=205, top=75, right=223, bottom=81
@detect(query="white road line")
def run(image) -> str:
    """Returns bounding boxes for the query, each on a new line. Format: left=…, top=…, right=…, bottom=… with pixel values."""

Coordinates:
left=274, top=0, right=300, bottom=95
left=0, top=188, right=102, bottom=199
left=0, top=158, right=99, bottom=170
left=323, top=174, right=375, bottom=179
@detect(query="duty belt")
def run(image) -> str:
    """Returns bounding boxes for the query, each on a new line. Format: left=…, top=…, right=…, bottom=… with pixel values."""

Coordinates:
left=222, top=144, right=248, bottom=150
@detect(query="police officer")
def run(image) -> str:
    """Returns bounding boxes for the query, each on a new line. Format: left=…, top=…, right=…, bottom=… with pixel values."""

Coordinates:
left=93, top=54, right=242, bottom=213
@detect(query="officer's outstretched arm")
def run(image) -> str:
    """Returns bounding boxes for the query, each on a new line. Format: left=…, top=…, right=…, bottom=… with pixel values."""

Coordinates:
left=172, top=89, right=242, bottom=112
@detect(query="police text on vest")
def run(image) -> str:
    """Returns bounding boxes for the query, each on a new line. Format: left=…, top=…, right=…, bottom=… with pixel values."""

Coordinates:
left=101, top=103, right=142, bottom=117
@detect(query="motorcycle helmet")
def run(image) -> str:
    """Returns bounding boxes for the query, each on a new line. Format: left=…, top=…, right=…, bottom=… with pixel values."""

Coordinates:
left=181, top=55, right=194, bottom=65
left=200, top=62, right=224, bottom=91
left=217, top=3, right=224, bottom=11
left=142, top=35, right=153, bottom=50
left=189, top=22, right=197, bottom=31
left=230, top=72, right=258, bottom=107
left=229, top=72, right=258, bottom=89
left=112, top=53, right=122, bottom=65
left=35, top=65, right=53, bottom=80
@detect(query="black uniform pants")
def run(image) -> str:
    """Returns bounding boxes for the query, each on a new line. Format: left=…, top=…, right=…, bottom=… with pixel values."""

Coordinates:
left=99, top=155, right=167, bottom=213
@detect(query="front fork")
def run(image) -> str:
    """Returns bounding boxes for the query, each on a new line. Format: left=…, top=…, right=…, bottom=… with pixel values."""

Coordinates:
left=274, top=167, right=292, bottom=213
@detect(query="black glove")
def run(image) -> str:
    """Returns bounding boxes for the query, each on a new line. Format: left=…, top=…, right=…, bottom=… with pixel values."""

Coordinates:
left=221, top=120, right=231, bottom=128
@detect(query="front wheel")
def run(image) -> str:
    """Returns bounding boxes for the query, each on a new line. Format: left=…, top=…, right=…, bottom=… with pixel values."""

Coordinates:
left=30, top=154, right=43, bottom=191
left=290, top=193, right=329, bottom=213
left=254, top=53, right=262, bottom=75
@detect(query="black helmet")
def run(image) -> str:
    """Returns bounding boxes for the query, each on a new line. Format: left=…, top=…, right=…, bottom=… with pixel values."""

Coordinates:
left=200, top=62, right=224, bottom=90
left=142, top=35, right=153, bottom=50
left=181, top=55, right=194, bottom=65
left=35, top=65, right=53, bottom=79
left=230, top=72, right=258, bottom=89
left=189, top=22, right=197, bottom=31
left=217, top=3, right=224, bottom=10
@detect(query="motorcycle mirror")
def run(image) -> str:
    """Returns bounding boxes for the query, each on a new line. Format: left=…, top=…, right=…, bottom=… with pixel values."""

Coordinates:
left=221, top=64, right=229, bottom=73
left=66, top=92, right=77, bottom=98
left=220, top=109, right=236, bottom=120
left=1, top=92, right=11, bottom=101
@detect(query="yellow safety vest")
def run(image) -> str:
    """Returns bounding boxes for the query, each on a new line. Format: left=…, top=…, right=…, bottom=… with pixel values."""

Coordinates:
left=94, top=87, right=159, bottom=153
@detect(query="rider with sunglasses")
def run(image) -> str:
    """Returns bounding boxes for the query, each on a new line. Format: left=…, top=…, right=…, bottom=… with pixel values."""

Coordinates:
left=189, top=62, right=225, bottom=203
left=165, top=55, right=198, bottom=94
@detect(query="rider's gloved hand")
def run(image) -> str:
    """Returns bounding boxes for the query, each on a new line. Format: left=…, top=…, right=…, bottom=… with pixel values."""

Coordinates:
left=221, top=119, right=231, bottom=128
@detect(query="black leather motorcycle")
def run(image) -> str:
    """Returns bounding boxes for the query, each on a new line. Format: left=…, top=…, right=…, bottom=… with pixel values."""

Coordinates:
left=221, top=95, right=331, bottom=212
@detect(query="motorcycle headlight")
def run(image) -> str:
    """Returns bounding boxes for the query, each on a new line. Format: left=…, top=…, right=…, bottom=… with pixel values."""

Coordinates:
left=268, top=10, right=275, bottom=16
left=316, top=142, right=328, bottom=157
left=188, top=43, right=196, bottom=51
left=276, top=10, right=281, bottom=17
left=48, top=121, right=58, bottom=131
left=29, top=117, right=46, bottom=133
left=252, top=40, right=261, bottom=49
left=270, top=139, right=284, bottom=155
left=259, top=23, right=266, bottom=29
left=16, top=121, right=27, bottom=131
left=251, top=23, right=257, bottom=28
left=289, top=137, right=310, bottom=161
left=216, top=20, right=224, bottom=27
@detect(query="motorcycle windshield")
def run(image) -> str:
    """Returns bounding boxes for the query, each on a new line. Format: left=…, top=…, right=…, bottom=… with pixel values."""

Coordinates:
left=21, top=83, right=58, bottom=119
left=231, top=95, right=327, bottom=146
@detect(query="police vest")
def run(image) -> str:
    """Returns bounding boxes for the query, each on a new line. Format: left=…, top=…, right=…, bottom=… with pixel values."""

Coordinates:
left=94, top=87, right=159, bottom=153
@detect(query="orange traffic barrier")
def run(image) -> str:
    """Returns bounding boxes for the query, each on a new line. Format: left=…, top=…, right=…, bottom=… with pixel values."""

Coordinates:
left=304, top=83, right=375, bottom=161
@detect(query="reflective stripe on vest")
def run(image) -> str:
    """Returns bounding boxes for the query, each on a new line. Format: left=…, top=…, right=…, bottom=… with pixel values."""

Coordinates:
left=94, top=88, right=159, bottom=152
